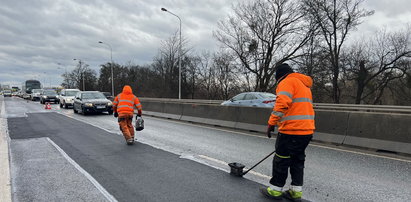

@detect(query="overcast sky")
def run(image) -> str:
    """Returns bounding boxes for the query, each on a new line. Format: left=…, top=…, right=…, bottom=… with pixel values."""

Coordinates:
left=1, top=0, right=410, bottom=88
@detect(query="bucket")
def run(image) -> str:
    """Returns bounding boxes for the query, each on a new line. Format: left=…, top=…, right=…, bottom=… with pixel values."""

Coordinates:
left=228, top=162, right=245, bottom=177
left=135, top=116, right=144, bottom=131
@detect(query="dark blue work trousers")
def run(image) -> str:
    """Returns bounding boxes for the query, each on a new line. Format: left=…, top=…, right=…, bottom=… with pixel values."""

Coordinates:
left=269, top=133, right=313, bottom=187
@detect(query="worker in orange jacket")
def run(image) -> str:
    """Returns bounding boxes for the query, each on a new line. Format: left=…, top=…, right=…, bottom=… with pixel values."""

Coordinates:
left=113, top=85, right=142, bottom=145
left=260, top=63, right=315, bottom=201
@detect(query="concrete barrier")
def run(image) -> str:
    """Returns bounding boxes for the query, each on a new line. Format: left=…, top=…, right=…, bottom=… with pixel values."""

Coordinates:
left=140, top=100, right=411, bottom=155
left=344, top=112, right=411, bottom=154
left=180, top=104, right=239, bottom=128
left=313, top=110, right=350, bottom=144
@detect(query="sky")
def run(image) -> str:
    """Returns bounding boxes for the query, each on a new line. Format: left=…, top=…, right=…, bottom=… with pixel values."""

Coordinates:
left=1, top=0, right=411, bottom=88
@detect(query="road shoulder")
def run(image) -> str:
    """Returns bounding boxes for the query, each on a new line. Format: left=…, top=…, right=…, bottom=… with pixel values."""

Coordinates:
left=0, top=97, right=12, bottom=202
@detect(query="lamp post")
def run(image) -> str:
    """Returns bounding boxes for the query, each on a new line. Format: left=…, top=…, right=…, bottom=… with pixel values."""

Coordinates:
left=161, top=7, right=182, bottom=99
left=73, top=59, right=86, bottom=91
left=98, top=41, right=114, bottom=96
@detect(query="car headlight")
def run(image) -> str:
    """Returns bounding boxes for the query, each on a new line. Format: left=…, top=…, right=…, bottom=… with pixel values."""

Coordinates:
left=84, top=103, right=93, bottom=107
left=65, top=98, right=72, bottom=102
left=42, top=96, right=47, bottom=98
left=107, top=102, right=112, bottom=106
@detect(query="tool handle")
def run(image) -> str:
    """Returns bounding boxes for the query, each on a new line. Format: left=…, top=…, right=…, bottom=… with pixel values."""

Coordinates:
left=242, top=150, right=275, bottom=176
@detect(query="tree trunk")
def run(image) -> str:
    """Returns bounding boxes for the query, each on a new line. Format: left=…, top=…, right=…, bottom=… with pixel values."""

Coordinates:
left=355, top=61, right=367, bottom=104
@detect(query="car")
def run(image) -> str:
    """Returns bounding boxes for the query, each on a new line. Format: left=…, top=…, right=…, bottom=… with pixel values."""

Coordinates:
left=221, top=92, right=276, bottom=108
left=73, top=91, right=113, bottom=115
left=59, top=89, right=80, bottom=109
left=101, top=92, right=114, bottom=101
left=3, top=90, right=12, bottom=97
left=40, top=90, right=59, bottom=104
left=31, top=89, right=43, bottom=101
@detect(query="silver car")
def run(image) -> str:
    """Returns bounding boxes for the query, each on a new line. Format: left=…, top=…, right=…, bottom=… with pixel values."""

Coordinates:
left=221, top=92, right=276, bottom=108
left=59, top=89, right=80, bottom=109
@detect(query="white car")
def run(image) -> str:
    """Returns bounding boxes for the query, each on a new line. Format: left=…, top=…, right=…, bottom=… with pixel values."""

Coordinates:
left=59, top=89, right=80, bottom=109
left=31, top=89, right=43, bottom=101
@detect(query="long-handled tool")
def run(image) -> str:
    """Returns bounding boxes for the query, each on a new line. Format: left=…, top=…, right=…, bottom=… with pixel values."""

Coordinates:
left=228, top=150, right=275, bottom=177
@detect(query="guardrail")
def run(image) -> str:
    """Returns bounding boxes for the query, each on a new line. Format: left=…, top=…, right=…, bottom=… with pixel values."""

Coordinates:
left=140, top=98, right=411, bottom=114
left=140, top=98, right=411, bottom=155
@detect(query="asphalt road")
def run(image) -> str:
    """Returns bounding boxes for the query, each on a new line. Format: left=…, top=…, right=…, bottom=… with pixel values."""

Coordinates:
left=3, top=96, right=411, bottom=201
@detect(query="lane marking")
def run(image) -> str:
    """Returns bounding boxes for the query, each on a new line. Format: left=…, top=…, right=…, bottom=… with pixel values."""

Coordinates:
left=46, top=138, right=118, bottom=202
left=148, top=116, right=411, bottom=163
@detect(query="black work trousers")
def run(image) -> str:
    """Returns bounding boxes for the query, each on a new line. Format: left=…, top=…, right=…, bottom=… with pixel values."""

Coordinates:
left=269, top=133, right=312, bottom=187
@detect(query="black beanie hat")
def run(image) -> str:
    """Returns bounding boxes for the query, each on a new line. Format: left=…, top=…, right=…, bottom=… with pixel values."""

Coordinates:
left=275, top=63, right=294, bottom=80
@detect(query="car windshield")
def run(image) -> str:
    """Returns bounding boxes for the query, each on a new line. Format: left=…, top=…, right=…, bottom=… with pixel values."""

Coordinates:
left=66, top=91, right=79, bottom=96
left=82, top=92, right=106, bottom=99
left=44, top=90, right=57, bottom=95
left=259, top=93, right=276, bottom=99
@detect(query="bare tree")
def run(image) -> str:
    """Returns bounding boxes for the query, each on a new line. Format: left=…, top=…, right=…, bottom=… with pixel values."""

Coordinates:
left=303, top=0, right=373, bottom=103
left=214, top=0, right=315, bottom=92
left=343, top=28, right=411, bottom=104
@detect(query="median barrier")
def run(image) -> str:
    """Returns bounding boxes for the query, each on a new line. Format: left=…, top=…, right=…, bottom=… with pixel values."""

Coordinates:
left=344, top=112, right=411, bottom=154
left=180, top=104, right=238, bottom=128
left=313, top=110, right=350, bottom=144
left=234, top=106, right=271, bottom=132
left=140, top=100, right=411, bottom=155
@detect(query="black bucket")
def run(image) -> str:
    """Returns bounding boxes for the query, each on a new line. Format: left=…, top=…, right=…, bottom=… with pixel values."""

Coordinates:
left=228, top=162, right=245, bottom=177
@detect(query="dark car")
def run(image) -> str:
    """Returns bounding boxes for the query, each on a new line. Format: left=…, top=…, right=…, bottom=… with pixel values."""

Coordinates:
left=73, top=91, right=113, bottom=115
left=101, top=92, right=114, bottom=101
left=40, top=90, right=59, bottom=104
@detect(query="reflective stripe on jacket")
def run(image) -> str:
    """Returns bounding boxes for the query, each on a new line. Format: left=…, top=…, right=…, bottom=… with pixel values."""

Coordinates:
left=268, top=73, right=315, bottom=135
left=113, top=85, right=142, bottom=115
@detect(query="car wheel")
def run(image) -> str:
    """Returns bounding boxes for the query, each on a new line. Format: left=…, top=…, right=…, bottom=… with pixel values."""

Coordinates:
left=64, top=102, right=68, bottom=109
left=73, top=106, right=78, bottom=113
left=81, top=107, right=87, bottom=115
left=60, top=102, right=63, bottom=108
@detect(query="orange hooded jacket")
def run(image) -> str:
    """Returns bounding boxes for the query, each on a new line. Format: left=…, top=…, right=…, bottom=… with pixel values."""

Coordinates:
left=113, top=85, right=142, bottom=116
left=268, top=73, right=315, bottom=135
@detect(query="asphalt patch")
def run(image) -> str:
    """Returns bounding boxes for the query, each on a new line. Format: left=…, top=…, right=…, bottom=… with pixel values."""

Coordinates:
left=8, top=112, right=277, bottom=202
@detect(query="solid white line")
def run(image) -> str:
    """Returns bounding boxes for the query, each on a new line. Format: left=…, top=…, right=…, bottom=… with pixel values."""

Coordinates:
left=150, top=116, right=411, bottom=163
left=46, top=138, right=118, bottom=202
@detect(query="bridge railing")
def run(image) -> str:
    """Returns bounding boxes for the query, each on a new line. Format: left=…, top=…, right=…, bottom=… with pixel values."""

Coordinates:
left=140, top=98, right=411, bottom=114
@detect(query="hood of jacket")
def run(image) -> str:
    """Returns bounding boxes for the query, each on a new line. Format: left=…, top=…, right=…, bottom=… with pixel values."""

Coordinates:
left=122, top=85, right=133, bottom=95
left=287, top=73, right=313, bottom=88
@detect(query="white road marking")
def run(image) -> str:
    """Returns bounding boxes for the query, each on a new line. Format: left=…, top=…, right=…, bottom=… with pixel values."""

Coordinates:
left=151, top=116, right=411, bottom=163
left=46, top=138, right=118, bottom=202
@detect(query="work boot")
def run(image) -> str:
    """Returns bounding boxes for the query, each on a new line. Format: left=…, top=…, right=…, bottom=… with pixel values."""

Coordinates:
left=259, top=187, right=283, bottom=200
left=283, top=189, right=302, bottom=202
left=126, top=139, right=134, bottom=145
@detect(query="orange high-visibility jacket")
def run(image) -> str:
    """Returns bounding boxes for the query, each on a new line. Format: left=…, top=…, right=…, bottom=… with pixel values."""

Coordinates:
left=113, top=85, right=142, bottom=116
left=268, top=73, right=315, bottom=135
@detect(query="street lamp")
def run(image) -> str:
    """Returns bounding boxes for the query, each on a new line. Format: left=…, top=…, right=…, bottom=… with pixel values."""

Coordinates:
left=161, top=7, right=182, bottom=99
left=98, top=41, right=115, bottom=97
left=73, top=58, right=86, bottom=91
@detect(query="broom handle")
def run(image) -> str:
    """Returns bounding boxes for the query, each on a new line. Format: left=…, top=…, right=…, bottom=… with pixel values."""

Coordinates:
left=242, top=150, right=275, bottom=175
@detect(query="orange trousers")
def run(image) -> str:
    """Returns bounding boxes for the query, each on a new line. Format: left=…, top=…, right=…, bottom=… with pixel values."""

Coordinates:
left=118, top=114, right=134, bottom=141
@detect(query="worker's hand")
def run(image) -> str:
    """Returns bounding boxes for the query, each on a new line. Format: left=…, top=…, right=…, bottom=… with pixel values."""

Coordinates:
left=114, top=112, right=118, bottom=118
left=266, top=125, right=275, bottom=138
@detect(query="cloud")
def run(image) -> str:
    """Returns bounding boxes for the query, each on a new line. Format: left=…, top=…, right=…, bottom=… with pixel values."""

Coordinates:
left=0, top=0, right=410, bottom=88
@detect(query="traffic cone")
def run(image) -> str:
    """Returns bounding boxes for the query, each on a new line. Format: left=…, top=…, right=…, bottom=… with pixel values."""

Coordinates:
left=44, top=102, right=51, bottom=110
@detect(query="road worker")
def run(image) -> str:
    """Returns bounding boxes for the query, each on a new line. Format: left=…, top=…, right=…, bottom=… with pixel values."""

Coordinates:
left=113, top=85, right=142, bottom=145
left=260, top=63, right=315, bottom=202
